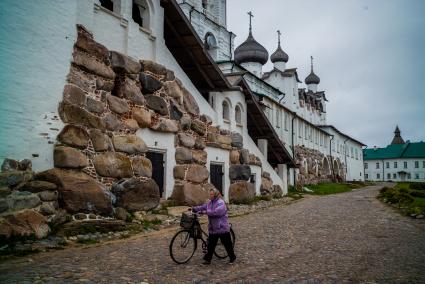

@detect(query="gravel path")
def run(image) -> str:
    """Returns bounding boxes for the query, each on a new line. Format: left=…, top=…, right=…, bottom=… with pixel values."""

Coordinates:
left=1, top=183, right=424, bottom=283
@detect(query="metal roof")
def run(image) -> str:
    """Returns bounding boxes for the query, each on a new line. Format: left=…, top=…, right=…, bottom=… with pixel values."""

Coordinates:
left=364, top=142, right=425, bottom=160
left=161, top=0, right=231, bottom=97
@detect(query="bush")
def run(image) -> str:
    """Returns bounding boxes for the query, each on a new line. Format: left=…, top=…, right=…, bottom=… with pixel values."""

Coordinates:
left=410, top=190, right=425, bottom=198
left=410, top=183, right=425, bottom=191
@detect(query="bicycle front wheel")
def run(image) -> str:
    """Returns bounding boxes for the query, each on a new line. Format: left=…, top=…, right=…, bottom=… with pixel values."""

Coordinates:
left=169, top=229, right=197, bottom=264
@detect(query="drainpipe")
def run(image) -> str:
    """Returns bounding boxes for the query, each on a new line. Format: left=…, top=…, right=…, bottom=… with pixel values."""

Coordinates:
left=291, top=113, right=296, bottom=189
left=229, top=32, right=232, bottom=60
left=330, top=135, right=335, bottom=181
left=343, top=138, right=349, bottom=181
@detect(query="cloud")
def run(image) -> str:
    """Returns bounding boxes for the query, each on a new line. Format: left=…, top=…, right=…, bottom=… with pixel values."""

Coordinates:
left=227, top=0, right=425, bottom=147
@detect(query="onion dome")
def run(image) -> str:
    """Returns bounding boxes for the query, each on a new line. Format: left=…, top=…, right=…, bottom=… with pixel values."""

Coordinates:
left=305, top=56, right=320, bottom=84
left=234, top=12, right=268, bottom=65
left=305, top=71, right=320, bottom=84
left=234, top=32, right=269, bottom=65
left=270, top=30, right=288, bottom=63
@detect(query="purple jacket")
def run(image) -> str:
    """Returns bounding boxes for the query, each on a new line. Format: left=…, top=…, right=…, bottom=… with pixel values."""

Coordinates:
left=193, top=198, right=230, bottom=235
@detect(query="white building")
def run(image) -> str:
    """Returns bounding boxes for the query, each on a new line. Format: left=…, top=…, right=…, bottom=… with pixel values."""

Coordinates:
left=0, top=0, right=365, bottom=210
left=181, top=0, right=365, bottom=185
left=364, top=127, right=425, bottom=182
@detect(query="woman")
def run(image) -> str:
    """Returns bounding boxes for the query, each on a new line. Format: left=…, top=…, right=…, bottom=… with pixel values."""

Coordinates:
left=192, top=188, right=236, bottom=265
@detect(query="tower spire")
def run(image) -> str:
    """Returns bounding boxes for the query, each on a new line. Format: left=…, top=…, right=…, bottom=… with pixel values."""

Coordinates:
left=310, top=55, right=314, bottom=72
left=277, top=30, right=281, bottom=47
left=247, top=11, right=254, bottom=34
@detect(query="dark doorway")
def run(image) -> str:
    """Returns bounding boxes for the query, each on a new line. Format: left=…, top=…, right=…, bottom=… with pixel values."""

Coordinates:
left=146, top=151, right=165, bottom=198
left=210, top=164, right=223, bottom=194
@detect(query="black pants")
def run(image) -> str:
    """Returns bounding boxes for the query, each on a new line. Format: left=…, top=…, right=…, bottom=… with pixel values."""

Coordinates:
left=204, top=232, right=236, bottom=261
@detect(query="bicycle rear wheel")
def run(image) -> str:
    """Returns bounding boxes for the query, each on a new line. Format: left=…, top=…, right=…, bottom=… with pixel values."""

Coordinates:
left=214, top=227, right=236, bottom=259
left=169, top=230, right=197, bottom=264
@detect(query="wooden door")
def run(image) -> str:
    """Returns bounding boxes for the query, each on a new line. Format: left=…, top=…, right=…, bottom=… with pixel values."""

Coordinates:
left=146, top=152, right=165, bottom=198
left=210, top=163, right=224, bottom=194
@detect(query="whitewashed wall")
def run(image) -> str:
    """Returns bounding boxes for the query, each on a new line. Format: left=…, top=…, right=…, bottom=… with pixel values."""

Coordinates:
left=365, top=158, right=425, bottom=182
left=0, top=0, right=77, bottom=170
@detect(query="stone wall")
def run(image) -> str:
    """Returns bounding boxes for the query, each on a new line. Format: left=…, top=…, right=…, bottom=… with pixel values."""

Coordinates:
left=0, top=25, right=284, bottom=241
left=294, top=145, right=345, bottom=186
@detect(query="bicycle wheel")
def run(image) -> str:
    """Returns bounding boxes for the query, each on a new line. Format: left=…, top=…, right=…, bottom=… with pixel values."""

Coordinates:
left=214, top=227, right=236, bottom=259
left=169, top=230, right=197, bottom=264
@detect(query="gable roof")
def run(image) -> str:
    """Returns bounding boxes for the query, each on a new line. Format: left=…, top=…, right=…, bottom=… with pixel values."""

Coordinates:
left=364, top=142, right=425, bottom=160
left=161, top=0, right=231, bottom=97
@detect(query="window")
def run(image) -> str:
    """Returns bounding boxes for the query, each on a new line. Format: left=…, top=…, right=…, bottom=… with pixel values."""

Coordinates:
left=305, top=125, right=308, bottom=140
left=415, top=161, right=419, bottom=168
left=284, top=113, right=289, bottom=130
left=365, top=173, right=369, bottom=179
left=351, top=147, right=354, bottom=158
left=100, top=0, right=114, bottom=11
left=133, top=0, right=150, bottom=29
left=204, top=32, right=217, bottom=50
left=387, top=173, right=391, bottom=179
left=386, top=162, right=389, bottom=169
left=393, top=173, right=396, bottom=179
left=364, top=163, right=368, bottom=169
left=202, top=0, right=208, bottom=9
left=376, top=162, right=380, bottom=169
left=235, top=105, right=242, bottom=125
left=407, top=173, right=411, bottom=179
left=332, top=140, right=335, bottom=151
left=415, top=173, right=419, bottom=179
left=355, top=149, right=359, bottom=160
left=377, top=173, right=380, bottom=179
left=298, top=122, right=302, bottom=138
left=222, top=100, right=230, bottom=121
left=337, top=141, right=340, bottom=153
left=394, top=162, right=398, bottom=169
left=404, top=161, right=407, bottom=169
left=423, top=161, right=425, bottom=168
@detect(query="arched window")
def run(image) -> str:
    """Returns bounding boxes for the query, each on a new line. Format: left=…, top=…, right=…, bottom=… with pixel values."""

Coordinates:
left=222, top=100, right=230, bottom=121
left=133, top=0, right=150, bottom=29
left=204, top=32, right=217, bottom=50
left=235, top=105, right=242, bottom=125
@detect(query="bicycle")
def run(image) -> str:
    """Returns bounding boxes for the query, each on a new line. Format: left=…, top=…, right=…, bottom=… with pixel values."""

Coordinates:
left=169, top=211, right=235, bottom=264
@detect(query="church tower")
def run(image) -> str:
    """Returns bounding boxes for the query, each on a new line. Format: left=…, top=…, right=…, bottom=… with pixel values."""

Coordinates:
left=177, top=0, right=235, bottom=61
left=305, top=56, right=320, bottom=93
left=391, top=125, right=405, bottom=145
left=234, top=11, right=268, bottom=77
left=270, top=30, right=289, bottom=71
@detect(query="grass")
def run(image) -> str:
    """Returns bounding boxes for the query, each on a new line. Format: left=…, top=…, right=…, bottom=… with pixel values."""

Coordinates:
left=304, top=182, right=361, bottom=195
left=378, top=182, right=425, bottom=216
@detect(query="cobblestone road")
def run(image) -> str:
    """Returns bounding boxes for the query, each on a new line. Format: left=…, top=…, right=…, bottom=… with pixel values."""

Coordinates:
left=1, top=184, right=424, bottom=283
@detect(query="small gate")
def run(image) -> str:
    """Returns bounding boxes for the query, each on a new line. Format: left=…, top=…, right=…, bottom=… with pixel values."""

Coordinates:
left=210, top=163, right=224, bottom=194
left=146, top=151, right=165, bottom=198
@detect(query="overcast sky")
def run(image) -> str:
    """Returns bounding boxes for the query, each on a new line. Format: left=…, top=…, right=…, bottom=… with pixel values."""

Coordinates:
left=227, top=0, right=425, bottom=147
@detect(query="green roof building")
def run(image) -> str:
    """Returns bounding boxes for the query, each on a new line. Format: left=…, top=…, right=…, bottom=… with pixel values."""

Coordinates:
left=363, top=126, right=425, bottom=182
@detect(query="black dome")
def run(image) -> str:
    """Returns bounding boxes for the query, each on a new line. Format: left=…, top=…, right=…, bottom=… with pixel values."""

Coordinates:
left=270, top=44, right=288, bottom=63
left=305, top=71, right=320, bottom=84
left=234, top=32, right=269, bottom=65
